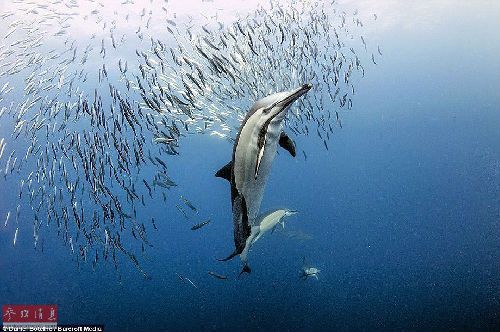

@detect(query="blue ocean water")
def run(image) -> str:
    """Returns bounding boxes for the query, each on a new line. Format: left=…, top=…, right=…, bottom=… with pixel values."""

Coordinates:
left=1, top=1, right=500, bottom=331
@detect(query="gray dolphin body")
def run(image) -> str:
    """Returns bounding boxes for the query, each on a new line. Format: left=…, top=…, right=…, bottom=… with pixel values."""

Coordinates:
left=252, top=208, right=297, bottom=244
left=239, top=208, right=298, bottom=264
left=215, top=84, right=312, bottom=272
left=300, top=257, right=320, bottom=280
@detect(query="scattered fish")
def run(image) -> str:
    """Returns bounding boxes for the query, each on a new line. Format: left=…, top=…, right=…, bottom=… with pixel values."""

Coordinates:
left=13, top=227, right=18, bottom=246
left=176, top=273, right=198, bottom=289
left=208, top=271, right=228, bottom=280
left=4, top=211, right=10, bottom=227
left=191, top=219, right=211, bottom=230
left=181, top=196, right=197, bottom=213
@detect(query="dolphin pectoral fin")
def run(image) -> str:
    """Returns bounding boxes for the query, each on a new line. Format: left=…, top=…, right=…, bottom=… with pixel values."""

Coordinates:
left=279, top=131, right=296, bottom=157
left=215, top=161, right=232, bottom=182
left=271, top=222, right=284, bottom=234
left=238, top=263, right=251, bottom=277
left=217, top=250, right=238, bottom=262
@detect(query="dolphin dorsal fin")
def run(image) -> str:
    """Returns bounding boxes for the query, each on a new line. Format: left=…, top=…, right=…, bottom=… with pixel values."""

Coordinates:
left=279, top=132, right=296, bottom=157
left=215, top=161, right=232, bottom=182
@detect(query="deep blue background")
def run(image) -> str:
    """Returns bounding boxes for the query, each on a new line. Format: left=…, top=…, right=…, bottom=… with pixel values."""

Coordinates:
left=1, top=2, right=500, bottom=331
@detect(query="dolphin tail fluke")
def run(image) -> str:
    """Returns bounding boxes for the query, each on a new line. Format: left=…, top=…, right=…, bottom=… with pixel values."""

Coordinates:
left=217, top=250, right=239, bottom=262
left=238, top=263, right=251, bottom=277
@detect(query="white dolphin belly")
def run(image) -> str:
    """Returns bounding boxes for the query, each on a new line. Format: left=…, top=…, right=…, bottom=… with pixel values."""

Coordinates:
left=234, top=119, right=282, bottom=224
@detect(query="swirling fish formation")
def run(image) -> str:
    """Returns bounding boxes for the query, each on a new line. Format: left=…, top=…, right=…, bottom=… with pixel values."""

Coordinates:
left=0, top=0, right=381, bottom=276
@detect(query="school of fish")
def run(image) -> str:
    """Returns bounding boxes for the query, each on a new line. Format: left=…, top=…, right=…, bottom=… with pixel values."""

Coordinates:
left=0, top=0, right=381, bottom=277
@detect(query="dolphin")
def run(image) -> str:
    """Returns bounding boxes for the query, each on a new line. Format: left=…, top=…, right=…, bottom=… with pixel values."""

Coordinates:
left=215, top=84, right=312, bottom=272
left=300, top=257, right=320, bottom=280
left=300, top=267, right=321, bottom=280
left=252, top=208, right=297, bottom=244
left=239, top=208, right=298, bottom=264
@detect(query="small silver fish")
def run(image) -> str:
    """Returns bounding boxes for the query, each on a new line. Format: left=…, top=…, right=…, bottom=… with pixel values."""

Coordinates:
left=208, top=271, right=228, bottom=280
left=191, top=219, right=210, bottom=230
left=13, top=227, right=18, bottom=246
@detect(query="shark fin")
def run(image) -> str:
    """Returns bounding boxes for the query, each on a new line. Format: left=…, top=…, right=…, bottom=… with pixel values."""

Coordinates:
left=215, top=161, right=232, bottom=182
left=279, top=131, right=296, bottom=157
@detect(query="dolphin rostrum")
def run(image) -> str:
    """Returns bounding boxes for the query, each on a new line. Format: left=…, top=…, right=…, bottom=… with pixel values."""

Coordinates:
left=215, top=84, right=312, bottom=272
